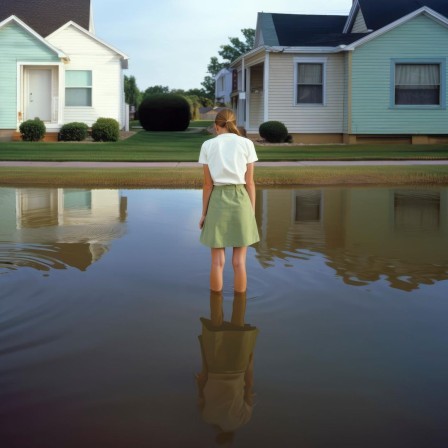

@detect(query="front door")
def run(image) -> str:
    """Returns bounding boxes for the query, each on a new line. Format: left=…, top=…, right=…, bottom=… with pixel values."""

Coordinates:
left=26, top=69, right=52, bottom=122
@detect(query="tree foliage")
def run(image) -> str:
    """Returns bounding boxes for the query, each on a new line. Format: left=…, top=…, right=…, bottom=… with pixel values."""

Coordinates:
left=124, top=75, right=141, bottom=108
left=124, top=78, right=213, bottom=122
left=201, top=28, right=255, bottom=99
left=144, top=85, right=170, bottom=97
left=218, top=28, right=255, bottom=64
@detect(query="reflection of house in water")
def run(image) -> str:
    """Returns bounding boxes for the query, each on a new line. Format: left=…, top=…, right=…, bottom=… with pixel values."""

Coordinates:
left=255, top=188, right=448, bottom=291
left=0, top=188, right=127, bottom=271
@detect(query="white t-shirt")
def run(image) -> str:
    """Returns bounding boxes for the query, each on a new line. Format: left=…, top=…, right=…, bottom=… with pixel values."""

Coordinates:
left=198, top=133, right=258, bottom=185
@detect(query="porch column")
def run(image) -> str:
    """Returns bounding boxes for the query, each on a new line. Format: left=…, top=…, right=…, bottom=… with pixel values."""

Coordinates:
left=264, top=52, right=270, bottom=123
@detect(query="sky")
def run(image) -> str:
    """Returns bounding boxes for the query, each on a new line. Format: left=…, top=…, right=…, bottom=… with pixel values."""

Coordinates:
left=92, top=0, right=354, bottom=92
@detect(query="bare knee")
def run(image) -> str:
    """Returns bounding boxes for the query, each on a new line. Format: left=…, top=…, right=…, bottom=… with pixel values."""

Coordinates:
left=212, top=257, right=225, bottom=269
left=232, top=257, right=246, bottom=271
left=211, top=250, right=225, bottom=269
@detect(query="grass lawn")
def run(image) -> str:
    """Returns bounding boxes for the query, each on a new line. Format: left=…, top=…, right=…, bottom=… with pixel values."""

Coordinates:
left=2, top=165, right=448, bottom=188
left=0, top=129, right=447, bottom=162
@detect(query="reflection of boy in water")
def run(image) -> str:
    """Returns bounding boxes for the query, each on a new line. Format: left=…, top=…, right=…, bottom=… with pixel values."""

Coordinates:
left=196, top=290, right=258, bottom=444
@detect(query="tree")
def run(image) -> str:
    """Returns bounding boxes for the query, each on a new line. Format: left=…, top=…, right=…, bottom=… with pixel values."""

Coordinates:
left=201, top=28, right=255, bottom=99
left=143, top=85, right=170, bottom=98
left=218, top=28, right=255, bottom=64
left=124, top=75, right=141, bottom=108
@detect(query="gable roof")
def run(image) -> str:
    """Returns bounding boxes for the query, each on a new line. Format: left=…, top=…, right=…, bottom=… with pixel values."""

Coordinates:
left=350, top=0, right=448, bottom=32
left=0, top=15, right=68, bottom=59
left=345, top=6, right=448, bottom=50
left=256, top=12, right=366, bottom=47
left=0, top=0, right=91, bottom=37
left=47, top=21, right=128, bottom=67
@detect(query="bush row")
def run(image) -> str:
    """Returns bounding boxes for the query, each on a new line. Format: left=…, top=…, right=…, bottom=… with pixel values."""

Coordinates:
left=19, top=118, right=120, bottom=142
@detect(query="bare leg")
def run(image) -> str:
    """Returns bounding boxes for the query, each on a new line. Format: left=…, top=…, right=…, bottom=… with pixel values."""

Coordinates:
left=210, top=248, right=225, bottom=292
left=232, top=247, right=248, bottom=293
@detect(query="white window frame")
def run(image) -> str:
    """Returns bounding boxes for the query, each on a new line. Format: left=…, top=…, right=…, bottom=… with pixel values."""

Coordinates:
left=294, top=57, right=327, bottom=106
left=65, top=69, right=93, bottom=107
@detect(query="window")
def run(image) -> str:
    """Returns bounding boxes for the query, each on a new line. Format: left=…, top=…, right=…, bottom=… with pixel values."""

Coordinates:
left=395, top=63, right=440, bottom=106
left=295, top=190, right=322, bottom=222
left=295, top=58, right=326, bottom=105
left=65, top=70, right=92, bottom=106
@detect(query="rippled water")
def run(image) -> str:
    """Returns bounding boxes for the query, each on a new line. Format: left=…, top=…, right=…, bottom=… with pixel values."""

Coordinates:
left=0, top=186, right=447, bottom=448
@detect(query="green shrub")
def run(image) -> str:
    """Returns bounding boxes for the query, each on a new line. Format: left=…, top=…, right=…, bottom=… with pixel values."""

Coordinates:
left=259, top=121, right=289, bottom=143
left=59, top=122, right=89, bottom=141
left=91, top=118, right=120, bottom=142
left=19, top=118, right=46, bottom=141
left=138, top=94, right=190, bottom=131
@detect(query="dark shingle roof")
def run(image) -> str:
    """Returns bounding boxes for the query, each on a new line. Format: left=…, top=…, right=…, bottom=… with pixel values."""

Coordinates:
left=270, top=13, right=365, bottom=46
left=0, top=0, right=91, bottom=37
left=358, top=0, right=448, bottom=31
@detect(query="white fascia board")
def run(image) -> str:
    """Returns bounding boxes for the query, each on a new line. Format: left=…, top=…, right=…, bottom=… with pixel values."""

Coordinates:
left=343, top=0, right=360, bottom=34
left=47, top=21, right=129, bottom=61
left=268, top=46, right=345, bottom=54
left=0, top=15, right=68, bottom=59
left=230, top=46, right=266, bottom=68
left=345, top=7, right=448, bottom=51
left=230, top=44, right=346, bottom=69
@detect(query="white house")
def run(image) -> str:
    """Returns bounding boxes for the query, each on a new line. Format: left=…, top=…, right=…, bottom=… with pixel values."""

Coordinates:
left=0, top=0, right=128, bottom=141
left=214, top=68, right=233, bottom=105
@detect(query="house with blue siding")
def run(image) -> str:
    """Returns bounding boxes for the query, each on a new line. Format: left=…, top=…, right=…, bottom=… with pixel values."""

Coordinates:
left=0, top=0, right=128, bottom=141
left=231, top=0, right=448, bottom=144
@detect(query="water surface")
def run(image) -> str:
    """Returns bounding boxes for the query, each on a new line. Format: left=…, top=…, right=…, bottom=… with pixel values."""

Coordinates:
left=0, top=186, right=447, bottom=448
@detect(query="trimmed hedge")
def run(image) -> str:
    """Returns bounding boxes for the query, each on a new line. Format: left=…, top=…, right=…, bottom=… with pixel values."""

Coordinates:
left=19, top=118, right=46, bottom=141
left=138, top=94, right=190, bottom=131
left=59, top=122, right=89, bottom=141
left=91, top=118, right=120, bottom=142
left=259, top=121, right=289, bottom=143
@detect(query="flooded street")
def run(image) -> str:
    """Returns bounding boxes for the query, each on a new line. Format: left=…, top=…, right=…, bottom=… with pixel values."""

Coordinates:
left=1, top=186, right=447, bottom=447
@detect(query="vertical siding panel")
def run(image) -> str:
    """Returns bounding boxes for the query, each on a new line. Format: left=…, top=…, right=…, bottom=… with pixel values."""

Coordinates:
left=351, top=14, right=448, bottom=134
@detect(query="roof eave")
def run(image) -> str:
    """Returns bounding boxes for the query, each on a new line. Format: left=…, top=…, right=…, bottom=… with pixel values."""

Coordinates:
left=269, top=45, right=347, bottom=54
left=343, top=0, right=361, bottom=33
left=230, top=46, right=266, bottom=67
left=47, top=20, right=129, bottom=61
left=0, top=15, right=68, bottom=59
left=345, top=6, right=448, bottom=51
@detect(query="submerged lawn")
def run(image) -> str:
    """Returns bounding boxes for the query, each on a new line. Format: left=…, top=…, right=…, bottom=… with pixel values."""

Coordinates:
left=2, top=165, right=448, bottom=188
left=0, top=130, right=448, bottom=162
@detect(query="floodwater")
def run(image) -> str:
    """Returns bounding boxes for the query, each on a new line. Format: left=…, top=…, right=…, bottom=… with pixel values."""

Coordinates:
left=0, top=186, right=447, bottom=448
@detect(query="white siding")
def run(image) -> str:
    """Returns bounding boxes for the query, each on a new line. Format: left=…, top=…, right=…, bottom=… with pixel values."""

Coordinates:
left=47, top=25, right=124, bottom=127
left=352, top=10, right=368, bottom=33
left=215, top=69, right=233, bottom=104
left=268, top=52, right=345, bottom=133
left=249, top=66, right=264, bottom=129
